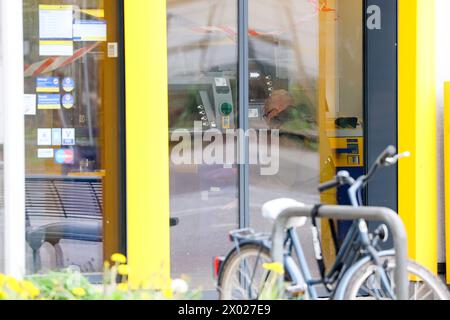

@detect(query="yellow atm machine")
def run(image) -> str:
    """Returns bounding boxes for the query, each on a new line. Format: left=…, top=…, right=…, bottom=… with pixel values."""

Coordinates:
left=328, top=123, right=365, bottom=238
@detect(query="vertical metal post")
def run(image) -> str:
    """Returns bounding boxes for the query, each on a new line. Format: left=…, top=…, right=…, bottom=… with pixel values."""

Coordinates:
left=0, top=0, right=26, bottom=278
left=238, top=0, right=250, bottom=228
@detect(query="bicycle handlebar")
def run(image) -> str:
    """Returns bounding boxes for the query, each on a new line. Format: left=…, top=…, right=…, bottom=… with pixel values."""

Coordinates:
left=318, top=180, right=340, bottom=193
left=378, top=145, right=397, bottom=166
left=319, top=145, right=407, bottom=194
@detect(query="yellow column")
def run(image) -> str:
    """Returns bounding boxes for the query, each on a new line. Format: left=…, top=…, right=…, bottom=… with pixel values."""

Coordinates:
left=318, top=1, right=338, bottom=266
left=445, top=82, right=450, bottom=283
left=398, top=0, right=437, bottom=273
left=124, top=0, right=171, bottom=286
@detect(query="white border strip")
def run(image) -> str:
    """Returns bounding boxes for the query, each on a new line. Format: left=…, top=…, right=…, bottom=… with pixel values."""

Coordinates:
left=0, top=0, right=26, bottom=278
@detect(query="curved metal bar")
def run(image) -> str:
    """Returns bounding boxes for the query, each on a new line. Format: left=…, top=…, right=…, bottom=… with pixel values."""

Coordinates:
left=271, top=205, right=408, bottom=300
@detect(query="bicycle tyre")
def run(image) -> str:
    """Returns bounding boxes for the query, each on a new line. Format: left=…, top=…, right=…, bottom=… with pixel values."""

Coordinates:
left=218, top=242, right=273, bottom=300
left=342, top=256, right=450, bottom=300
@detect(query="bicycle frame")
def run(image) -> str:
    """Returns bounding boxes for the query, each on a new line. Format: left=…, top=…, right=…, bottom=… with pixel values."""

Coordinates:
left=222, top=146, right=408, bottom=299
left=284, top=219, right=365, bottom=299
left=284, top=159, right=399, bottom=299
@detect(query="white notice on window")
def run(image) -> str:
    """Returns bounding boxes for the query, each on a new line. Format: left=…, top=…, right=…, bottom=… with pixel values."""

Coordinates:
left=37, top=129, right=52, bottom=146
left=39, top=5, right=74, bottom=56
left=52, top=128, right=62, bottom=146
left=39, top=42, right=73, bottom=56
left=73, top=20, right=107, bottom=42
left=62, top=128, right=76, bottom=146
left=24, top=94, right=37, bottom=115
left=107, top=43, right=118, bottom=58
left=38, top=149, right=55, bottom=159
left=39, top=5, right=73, bottom=40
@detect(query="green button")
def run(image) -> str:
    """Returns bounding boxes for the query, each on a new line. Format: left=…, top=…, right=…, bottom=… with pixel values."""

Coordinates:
left=220, top=102, right=233, bottom=116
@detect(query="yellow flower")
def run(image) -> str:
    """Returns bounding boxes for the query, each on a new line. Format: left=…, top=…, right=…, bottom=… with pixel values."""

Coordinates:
left=263, top=262, right=285, bottom=275
left=6, top=277, right=21, bottom=293
left=0, top=290, right=8, bottom=300
left=117, top=283, right=129, bottom=292
left=111, top=253, right=127, bottom=264
left=21, top=281, right=40, bottom=299
left=103, top=261, right=111, bottom=269
left=117, top=265, right=129, bottom=276
left=163, top=287, right=174, bottom=299
left=72, top=287, right=86, bottom=297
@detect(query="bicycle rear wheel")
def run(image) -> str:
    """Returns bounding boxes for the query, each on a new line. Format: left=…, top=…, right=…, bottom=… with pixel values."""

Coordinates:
left=218, top=243, right=273, bottom=300
left=342, top=256, right=450, bottom=300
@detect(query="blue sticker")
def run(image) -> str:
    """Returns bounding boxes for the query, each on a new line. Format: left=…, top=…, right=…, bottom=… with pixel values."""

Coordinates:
left=62, top=77, right=75, bottom=92
left=38, top=94, right=61, bottom=110
left=62, top=93, right=74, bottom=109
left=36, top=77, right=60, bottom=93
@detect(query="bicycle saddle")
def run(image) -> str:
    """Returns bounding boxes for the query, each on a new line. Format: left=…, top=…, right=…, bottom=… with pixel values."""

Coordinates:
left=262, top=198, right=307, bottom=228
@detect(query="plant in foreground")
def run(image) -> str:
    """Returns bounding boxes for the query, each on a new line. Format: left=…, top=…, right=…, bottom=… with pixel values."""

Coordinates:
left=0, top=254, right=201, bottom=301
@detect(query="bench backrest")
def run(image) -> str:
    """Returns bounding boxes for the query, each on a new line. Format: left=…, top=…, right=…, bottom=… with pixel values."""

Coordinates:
left=25, top=177, right=103, bottom=223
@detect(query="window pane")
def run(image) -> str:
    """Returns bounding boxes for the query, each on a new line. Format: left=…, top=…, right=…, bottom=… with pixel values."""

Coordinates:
left=248, top=0, right=364, bottom=245
left=23, top=0, right=123, bottom=274
left=167, top=0, right=239, bottom=290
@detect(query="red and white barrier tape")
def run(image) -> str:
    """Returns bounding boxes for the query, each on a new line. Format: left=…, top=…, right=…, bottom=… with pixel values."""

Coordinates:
left=190, top=2, right=335, bottom=38
left=24, top=42, right=100, bottom=78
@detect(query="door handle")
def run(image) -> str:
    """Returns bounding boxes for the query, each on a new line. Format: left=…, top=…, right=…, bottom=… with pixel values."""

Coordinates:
left=170, top=217, right=180, bottom=227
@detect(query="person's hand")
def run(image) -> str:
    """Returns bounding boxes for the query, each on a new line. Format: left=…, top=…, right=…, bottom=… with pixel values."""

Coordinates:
left=264, top=89, right=295, bottom=122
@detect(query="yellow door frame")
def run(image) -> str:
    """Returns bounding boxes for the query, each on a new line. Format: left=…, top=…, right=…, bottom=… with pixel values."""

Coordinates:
left=398, top=0, right=437, bottom=274
left=124, top=0, right=171, bottom=287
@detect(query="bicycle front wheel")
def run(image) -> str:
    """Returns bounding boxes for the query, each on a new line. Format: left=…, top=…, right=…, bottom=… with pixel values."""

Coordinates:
left=342, top=256, right=450, bottom=300
left=218, top=243, right=273, bottom=300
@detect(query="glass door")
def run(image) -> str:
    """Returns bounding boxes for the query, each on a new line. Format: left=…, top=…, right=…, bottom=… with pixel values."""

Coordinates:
left=23, top=0, right=125, bottom=274
left=168, top=0, right=365, bottom=288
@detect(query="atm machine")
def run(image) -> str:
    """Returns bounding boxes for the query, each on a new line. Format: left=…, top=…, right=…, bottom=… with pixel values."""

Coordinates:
left=327, top=124, right=365, bottom=239
left=169, top=74, right=237, bottom=131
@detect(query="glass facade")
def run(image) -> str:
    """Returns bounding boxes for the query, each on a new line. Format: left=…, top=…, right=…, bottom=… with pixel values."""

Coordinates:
left=23, top=0, right=124, bottom=274
left=168, top=0, right=364, bottom=289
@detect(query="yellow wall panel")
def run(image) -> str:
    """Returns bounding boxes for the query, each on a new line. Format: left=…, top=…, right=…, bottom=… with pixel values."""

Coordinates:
left=398, top=0, right=437, bottom=273
left=124, top=0, right=171, bottom=287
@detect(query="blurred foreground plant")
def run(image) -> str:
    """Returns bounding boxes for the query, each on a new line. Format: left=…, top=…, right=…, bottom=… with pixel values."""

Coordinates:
left=0, top=254, right=201, bottom=301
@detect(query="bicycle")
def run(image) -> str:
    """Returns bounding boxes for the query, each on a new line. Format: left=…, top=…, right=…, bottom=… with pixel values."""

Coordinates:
left=216, top=146, right=450, bottom=300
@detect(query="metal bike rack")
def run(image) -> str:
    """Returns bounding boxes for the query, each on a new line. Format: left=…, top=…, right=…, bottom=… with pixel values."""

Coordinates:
left=271, top=205, right=409, bottom=300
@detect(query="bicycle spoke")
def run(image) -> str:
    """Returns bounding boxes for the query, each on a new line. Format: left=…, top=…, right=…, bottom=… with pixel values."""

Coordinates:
left=227, top=253, right=272, bottom=300
left=359, top=284, right=383, bottom=300
left=410, top=281, right=433, bottom=300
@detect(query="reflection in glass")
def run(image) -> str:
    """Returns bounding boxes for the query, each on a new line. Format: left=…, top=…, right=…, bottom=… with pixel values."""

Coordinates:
left=23, top=0, right=123, bottom=274
left=167, top=0, right=364, bottom=288
left=167, top=0, right=239, bottom=290
left=248, top=0, right=364, bottom=261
